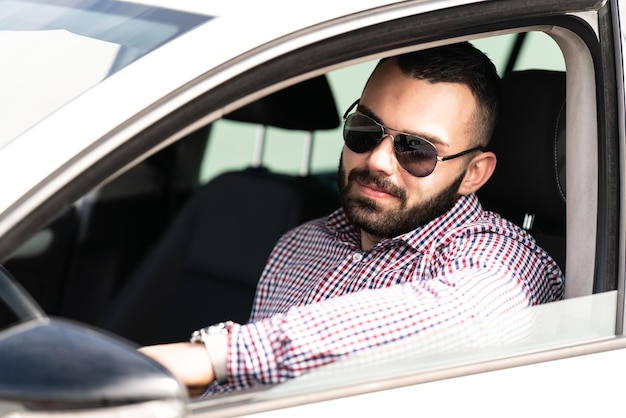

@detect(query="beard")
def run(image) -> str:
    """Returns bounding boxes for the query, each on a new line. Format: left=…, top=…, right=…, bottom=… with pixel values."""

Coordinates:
left=338, top=158, right=465, bottom=239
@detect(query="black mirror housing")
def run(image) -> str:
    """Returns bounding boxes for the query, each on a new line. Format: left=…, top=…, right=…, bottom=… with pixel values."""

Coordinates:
left=0, top=318, right=188, bottom=415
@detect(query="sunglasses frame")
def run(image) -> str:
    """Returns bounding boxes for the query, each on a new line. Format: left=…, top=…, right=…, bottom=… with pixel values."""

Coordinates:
left=342, top=99, right=485, bottom=177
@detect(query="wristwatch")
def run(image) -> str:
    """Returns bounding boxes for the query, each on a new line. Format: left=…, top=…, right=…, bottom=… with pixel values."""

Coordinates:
left=190, top=321, right=233, bottom=384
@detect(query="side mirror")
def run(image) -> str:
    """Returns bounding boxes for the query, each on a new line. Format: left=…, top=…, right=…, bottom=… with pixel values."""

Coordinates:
left=0, top=266, right=189, bottom=417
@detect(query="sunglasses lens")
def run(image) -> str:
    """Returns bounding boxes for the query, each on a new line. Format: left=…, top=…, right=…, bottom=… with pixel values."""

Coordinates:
left=343, top=114, right=384, bottom=153
left=394, top=135, right=438, bottom=177
left=342, top=112, right=439, bottom=177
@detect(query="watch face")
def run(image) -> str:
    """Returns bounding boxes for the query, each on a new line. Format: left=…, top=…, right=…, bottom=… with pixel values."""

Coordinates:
left=210, top=321, right=233, bottom=335
left=190, top=327, right=208, bottom=343
left=190, top=321, right=233, bottom=342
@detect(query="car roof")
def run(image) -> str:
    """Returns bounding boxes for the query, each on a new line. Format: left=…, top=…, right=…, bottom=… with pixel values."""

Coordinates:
left=125, top=0, right=414, bottom=17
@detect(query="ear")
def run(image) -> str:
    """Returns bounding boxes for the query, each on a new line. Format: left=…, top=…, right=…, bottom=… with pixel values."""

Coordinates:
left=457, top=151, right=497, bottom=195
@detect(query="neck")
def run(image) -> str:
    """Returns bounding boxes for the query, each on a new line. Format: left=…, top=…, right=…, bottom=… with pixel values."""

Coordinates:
left=360, top=230, right=381, bottom=251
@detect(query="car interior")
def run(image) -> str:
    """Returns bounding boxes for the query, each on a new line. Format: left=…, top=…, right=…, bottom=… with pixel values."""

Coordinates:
left=0, top=26, right=604, bottom=348
left=94, top=75, right=342, bottom=343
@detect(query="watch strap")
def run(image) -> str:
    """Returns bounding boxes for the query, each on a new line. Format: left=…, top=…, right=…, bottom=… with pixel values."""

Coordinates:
left=190, top=321, right=232, bottom=384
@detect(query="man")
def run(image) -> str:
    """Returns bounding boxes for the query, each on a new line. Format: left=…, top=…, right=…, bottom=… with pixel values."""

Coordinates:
left=140, top=42, right=564, bottom=394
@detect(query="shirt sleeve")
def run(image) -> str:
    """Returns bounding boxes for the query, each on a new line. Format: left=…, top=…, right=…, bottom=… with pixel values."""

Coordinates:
left=225, top=254, right=559, bottom=390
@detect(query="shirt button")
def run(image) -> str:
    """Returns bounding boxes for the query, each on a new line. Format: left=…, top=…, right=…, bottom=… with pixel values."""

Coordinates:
left=352, top=253, right=363, bottom=262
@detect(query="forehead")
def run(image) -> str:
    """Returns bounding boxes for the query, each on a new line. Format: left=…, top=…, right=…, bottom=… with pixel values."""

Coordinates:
left=360, top=62, right=479, bottom=148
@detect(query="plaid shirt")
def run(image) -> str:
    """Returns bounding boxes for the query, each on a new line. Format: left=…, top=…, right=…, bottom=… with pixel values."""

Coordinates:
left=222, top=193, right=564, bottom=390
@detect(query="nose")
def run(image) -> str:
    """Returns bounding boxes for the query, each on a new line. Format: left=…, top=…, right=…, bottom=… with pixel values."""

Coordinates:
left=366, top=134, right=397, bottom=175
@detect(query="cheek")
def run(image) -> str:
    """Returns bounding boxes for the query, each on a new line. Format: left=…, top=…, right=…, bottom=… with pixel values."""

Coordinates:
left=340, top=146, right=372, bottom=178
left=405, top=164, right=467, bottom=205
left=402, top=173, right=447, bottom=204
left=341, top=145, right=361, bottom=167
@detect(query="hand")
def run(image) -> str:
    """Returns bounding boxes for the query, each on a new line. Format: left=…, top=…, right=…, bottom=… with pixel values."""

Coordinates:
left=139, top=342, right=215, bottom=395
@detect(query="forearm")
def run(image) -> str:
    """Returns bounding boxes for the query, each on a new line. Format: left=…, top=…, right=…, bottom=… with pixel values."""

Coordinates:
left=228, top=267, right=530, bottom=390
left=139, top=342, right=215, bottom=395
left=142, top=265, right=554, bottom=392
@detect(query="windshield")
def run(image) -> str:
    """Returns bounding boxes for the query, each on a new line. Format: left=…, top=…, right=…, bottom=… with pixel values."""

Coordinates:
left=0, top=0, right=212, bottom=145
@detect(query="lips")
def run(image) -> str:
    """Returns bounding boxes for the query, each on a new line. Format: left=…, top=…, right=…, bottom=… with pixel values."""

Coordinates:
left=343, top=167, right=406, bottom=202
left=358, top=180, right=399, bottom=198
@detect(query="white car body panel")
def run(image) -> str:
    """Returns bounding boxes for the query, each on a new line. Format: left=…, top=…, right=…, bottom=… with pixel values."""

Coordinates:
left=241, top=346, right=626, bottom=417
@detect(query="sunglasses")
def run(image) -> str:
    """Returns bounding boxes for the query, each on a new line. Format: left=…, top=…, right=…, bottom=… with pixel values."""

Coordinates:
left=342, top=99, right=485, bottom=177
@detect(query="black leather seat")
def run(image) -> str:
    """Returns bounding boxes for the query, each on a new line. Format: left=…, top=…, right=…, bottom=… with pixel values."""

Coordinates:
left=96, top=76, right=341, bottom=345
left=478, top=70, right=566, bottom=272
left=97, top=168, right=338, bottom=345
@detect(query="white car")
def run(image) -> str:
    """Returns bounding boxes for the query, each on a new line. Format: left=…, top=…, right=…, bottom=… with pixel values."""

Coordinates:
left=0, top=0, right=624, bottom=416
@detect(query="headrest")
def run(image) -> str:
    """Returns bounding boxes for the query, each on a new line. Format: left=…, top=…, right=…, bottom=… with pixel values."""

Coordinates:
left=224, top=75, right=340, bottom=130
left=478, top=70, right=566, bottom=230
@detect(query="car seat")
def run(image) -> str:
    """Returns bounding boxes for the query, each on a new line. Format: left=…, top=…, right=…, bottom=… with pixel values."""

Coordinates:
left=478, top=69, right=566, bottom=272
left=97, top=168, right=338, bottom=345
left=96, top=76, right=341, bottom=345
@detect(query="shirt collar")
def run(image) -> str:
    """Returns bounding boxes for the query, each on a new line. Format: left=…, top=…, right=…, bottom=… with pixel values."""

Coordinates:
left=327, top=194, right=484, bottom=253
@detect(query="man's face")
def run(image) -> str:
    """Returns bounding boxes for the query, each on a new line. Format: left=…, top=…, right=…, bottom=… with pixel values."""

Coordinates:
left=339, top=60, right=480, bottom=240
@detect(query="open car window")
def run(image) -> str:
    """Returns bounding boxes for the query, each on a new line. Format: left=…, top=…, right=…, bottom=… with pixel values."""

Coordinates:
left=188, top=22, right=607, bottom=413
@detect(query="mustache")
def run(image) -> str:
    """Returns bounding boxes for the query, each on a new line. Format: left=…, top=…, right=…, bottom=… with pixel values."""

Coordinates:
left=347, top=168, right=406, bottom=200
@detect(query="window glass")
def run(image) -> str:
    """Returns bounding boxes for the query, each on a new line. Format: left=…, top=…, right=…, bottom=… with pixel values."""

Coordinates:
left=0, top=0, right=210, bottom=145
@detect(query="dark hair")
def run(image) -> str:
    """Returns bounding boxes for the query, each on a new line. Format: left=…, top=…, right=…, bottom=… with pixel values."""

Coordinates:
left=377, top=42, right=501, bottom=146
